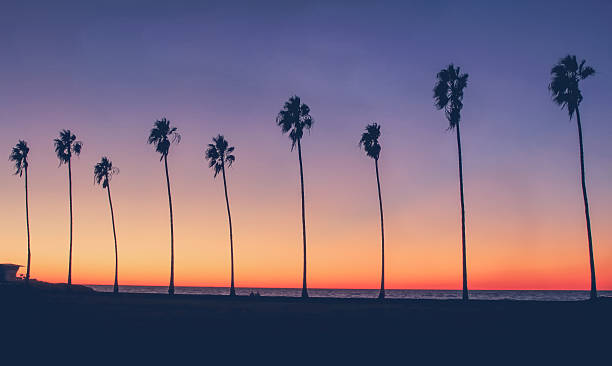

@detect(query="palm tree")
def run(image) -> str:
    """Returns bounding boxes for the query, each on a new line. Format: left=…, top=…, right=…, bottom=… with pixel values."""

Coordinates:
left=277, top=95, right=313, bottom=298
left=9, top=140, right=31, bottom=285
left=54, top=130, right=83, bottom=288
left=205, top=135, right=237, bottom=296
left=359, top=123, right=386, bottom=299
left=94, top=157, right=120, bottom=294
left=148, top=118, right=181, bottom=296
left=549, top=55, right=597, bottom=300
left=433, top=64, right=470, bottom=301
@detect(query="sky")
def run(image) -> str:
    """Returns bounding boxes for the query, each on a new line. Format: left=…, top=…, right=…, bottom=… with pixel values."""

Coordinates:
left=1, top=0, right=611, bottom=290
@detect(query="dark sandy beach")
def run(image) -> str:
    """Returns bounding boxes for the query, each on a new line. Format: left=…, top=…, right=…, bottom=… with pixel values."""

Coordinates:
left=2, top=283, right=610, bottom=363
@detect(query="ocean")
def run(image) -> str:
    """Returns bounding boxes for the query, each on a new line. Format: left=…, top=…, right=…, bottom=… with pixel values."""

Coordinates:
left=86, top=285, right=612, bottom=301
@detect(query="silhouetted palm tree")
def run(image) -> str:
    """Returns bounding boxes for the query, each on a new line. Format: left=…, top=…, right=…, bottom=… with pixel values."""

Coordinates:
left=205, top=135, right=237, bottom=296
left=433, top=64, right=470, bottom=301
left=94, top=157, right=120, bottom=294
left=359, top=123, right=386, bottom=299
left=54, top=130, right=83, bottom=288
left=549, top=55, right=597, bottom=300
left=277, top=95, right=313, bottom=298
left=148, top=118, right=181, bottom=296
left=9, top=140, right=31, bottom=285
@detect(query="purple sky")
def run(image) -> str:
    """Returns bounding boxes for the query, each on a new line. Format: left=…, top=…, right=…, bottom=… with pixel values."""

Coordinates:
left=1, top=0, right=611, bottom=288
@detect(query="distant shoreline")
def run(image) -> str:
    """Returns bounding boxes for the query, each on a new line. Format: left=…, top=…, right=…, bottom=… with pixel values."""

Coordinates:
left=84, top=284, right=612, bottom=292
left=85, top=283, right=612, bottom=301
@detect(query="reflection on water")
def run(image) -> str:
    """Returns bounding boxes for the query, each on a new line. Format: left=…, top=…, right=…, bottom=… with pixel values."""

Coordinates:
left=86, top=285, right=611, bottom=301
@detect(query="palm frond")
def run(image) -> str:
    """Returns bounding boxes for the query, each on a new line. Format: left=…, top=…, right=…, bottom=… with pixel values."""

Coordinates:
left=433, top=64, right=468, bottom=129
left=433, top=75, right=450, bottom=110
left=549, top=54, right=595, bottom=119
left=581, top=66, right=595, bottom=80
left=277, top=95, right=313, bottom=150
left=148, top=118, right=179, bottom=160
left=94, top=156, right=119, bottom=188
left=204, top=134, right=236, bottom=178
left=9, top=140, right=29, bottom=176
left=54, top=129, right=80, bottom=165
left=359, top=123, right=381, bottom=160
left=73, top=141, right=83, bottom=156
left=226, top=154, right=235, bottom=167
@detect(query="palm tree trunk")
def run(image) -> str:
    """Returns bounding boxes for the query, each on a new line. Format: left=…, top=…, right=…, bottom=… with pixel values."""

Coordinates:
left=297, top=139, right=308, bottom=298
left=456, top=123, right=468, bottom=301
left=164, top=155, right=175, bottom=296
left=107, top=182, right=119, bottom=294
left=575, top=107, right=597, bottom=300
left=67, top=158, right=73, bottom=288
left=221, top=164, right=235, bottom=296
left=375, top=159, right=385, bottom=299
left=25, top=166, right=31, bottom=285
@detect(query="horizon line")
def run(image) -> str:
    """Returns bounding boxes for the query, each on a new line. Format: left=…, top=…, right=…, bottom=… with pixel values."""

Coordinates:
left=82, top=284, right=612, bottom=292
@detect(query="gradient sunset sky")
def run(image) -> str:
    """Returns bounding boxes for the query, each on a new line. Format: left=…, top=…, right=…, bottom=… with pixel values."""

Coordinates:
left=1, top=0, right=611, bottom=290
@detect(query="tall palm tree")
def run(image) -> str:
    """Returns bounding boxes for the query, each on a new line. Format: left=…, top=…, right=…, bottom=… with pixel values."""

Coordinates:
left=359, top=123, right=386, bottom=299
left=54, top=130, right=83, bottom=288
left=9, top=140, right=31, bottom=285
left=205, top=135, right=237, bottom=296
left=549, top=55, right=597, bottom=300
left=277, top=95, right=313, bottom=298
left=148, top=118, right=181, bottom=296
left=433, top=64, right=470, bottom=301
left=94, top=157, right=120, bottom=294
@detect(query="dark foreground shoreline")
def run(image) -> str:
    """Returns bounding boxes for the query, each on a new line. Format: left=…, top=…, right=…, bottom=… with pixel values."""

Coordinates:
left=2, top=283, right=611, bottom=363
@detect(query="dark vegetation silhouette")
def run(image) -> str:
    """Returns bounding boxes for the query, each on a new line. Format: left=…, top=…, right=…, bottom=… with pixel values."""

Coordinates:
left=359, top=123, right=386, bottom=299
left=549, top=55, right=598, bottom=300
left=277, top=95, right=313, bottom=298
left=148, top=118, right=181, bottom=295
left=433, top=64, right=470, bottom=301
left=9, top=140, right=31, bottom=285
left=53, top=130, right=83, bottom=288
left=205, top=135, right=237, bottom=296
left=94, top=157, right=120, bottom=294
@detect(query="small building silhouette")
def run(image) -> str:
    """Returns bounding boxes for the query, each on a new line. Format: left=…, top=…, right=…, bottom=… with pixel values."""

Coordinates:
left=0, top=264, right=22, bottom=282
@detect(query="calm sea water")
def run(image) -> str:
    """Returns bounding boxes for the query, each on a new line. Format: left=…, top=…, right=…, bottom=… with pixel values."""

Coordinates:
left=86, top=285, right=612, bottom=301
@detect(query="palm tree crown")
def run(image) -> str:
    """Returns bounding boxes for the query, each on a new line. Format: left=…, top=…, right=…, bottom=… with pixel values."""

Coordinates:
left=54, top=129, right=82, bottom=164
left=433, top=64, right=469, bottom=129
left=147, top=118, right=181, bottom=159
left=549, top=55, right=595, bottom=119
left=276, top=95, right=313, bottom=149
left=94, top=157, right=119, bottom=188
left=9, top=140, right=30, bottom=176
left=205, top=135, right=235, bottom=177
left=359, top=123, right=381, bottom=160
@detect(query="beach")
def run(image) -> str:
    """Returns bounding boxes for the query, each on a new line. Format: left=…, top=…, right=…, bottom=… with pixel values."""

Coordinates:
left=2, top=283, right=610, bottom=363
